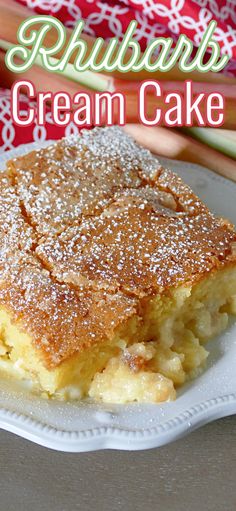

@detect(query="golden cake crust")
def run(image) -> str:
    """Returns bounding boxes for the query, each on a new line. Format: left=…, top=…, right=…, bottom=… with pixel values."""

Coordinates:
left=1, top=126, right=235, bottom=369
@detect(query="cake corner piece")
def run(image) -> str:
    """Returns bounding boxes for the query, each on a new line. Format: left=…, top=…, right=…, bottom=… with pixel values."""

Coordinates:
left=0, top=127, right=236, bottom=403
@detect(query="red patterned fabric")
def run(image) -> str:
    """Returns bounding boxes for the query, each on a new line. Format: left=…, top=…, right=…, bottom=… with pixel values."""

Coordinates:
left=16, top=0, right=236, bottom=74
left=0, top=89, right=79, bottom=152
left=1, top=0, right=236, bottom=150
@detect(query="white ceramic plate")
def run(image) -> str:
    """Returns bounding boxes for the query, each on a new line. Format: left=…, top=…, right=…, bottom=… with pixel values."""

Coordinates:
left=0, top=141, right=236, bottom=452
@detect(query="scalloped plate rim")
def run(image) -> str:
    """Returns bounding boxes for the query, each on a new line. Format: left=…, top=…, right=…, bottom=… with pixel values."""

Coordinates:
left=0, top=393, right=236, bottom=452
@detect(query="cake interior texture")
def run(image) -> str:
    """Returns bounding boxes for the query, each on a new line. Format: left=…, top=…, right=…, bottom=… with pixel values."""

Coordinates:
left=0, top=126, right=236, bottom=403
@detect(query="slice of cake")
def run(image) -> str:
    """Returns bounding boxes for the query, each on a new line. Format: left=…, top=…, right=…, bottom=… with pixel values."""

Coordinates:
left=0, top=127, right=235, bottom=403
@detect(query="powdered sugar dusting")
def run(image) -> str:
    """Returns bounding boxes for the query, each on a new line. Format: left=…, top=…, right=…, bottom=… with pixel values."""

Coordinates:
left=0, top=127, right=235, bottom=367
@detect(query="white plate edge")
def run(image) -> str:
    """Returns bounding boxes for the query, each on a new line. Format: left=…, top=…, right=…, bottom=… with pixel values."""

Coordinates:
left=1, top=393, right=236, bottom=452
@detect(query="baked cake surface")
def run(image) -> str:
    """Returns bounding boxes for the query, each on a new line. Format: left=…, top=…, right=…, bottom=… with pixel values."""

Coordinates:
left=0, top=127, right=236, bottom=402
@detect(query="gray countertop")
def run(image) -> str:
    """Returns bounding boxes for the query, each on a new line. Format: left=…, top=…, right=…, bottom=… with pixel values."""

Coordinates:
left=0, top=416, right=235, bottom=511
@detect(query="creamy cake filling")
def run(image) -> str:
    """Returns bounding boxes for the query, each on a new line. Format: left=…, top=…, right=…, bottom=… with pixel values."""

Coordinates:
left=0, top=266, right=235, bottom=403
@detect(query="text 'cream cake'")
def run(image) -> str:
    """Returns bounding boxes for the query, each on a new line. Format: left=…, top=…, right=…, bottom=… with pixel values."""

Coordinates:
left=0, top=127, right=236, bottom=403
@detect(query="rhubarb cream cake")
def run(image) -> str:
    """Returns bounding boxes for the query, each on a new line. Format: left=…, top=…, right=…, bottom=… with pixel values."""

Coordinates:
left=0, top=127, right=236, bottom=403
